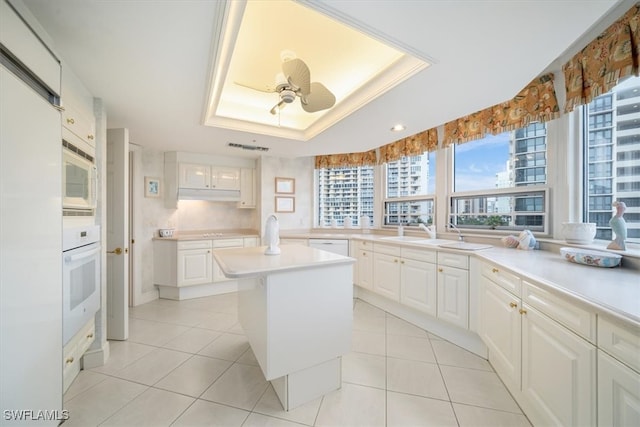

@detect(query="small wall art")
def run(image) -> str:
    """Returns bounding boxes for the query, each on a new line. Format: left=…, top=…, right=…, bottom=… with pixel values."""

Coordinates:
left=144, top=176, right=161, bottom=198
left=275, top=177, right=295, bottom=194
left=275, top=196, right=295, bottom=213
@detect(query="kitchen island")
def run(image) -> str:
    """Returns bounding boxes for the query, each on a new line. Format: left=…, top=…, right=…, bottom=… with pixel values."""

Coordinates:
left=212, top=244, right=355, bottom=411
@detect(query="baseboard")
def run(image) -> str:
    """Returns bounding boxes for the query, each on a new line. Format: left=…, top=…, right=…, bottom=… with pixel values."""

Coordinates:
left=82, top=340, right=110, bottom=369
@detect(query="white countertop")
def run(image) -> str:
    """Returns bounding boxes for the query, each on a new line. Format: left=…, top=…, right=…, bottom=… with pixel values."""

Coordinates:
left=212, top=245, right=355, bottom=279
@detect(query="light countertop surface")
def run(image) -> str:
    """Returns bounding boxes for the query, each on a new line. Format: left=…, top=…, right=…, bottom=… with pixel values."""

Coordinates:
left=212, top=245, right=355, bottom=279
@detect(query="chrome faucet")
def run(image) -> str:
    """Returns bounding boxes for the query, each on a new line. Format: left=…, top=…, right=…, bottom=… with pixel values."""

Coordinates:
left=449, top=223, right=464, bottom=241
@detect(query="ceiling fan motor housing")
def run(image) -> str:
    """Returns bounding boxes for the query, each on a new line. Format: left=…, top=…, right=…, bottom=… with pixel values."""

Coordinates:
left=280, top=89, right=296, bottom=103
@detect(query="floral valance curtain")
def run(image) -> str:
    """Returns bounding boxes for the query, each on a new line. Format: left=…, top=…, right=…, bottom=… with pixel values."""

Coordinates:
left=563, top=4, right=640, bottom=113
left=314, top=149, right=377, bottom=169
left=442, top=73, right=560, bottom=147
left=378, top=128, right=438, bottom=163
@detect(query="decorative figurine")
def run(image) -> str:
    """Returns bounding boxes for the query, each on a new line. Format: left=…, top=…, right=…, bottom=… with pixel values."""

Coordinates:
left=264, top=214, right=281, bottom=255
left=607, top=201, right=627, bottom=251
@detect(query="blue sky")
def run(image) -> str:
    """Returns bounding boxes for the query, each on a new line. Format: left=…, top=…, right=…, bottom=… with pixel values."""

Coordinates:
left=454, top=132, right=511, bottom=191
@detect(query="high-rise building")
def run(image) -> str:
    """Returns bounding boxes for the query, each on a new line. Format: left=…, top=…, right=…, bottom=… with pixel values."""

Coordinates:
left=316, top=166, right=374, bottom=226
left=586, top=77, right=640, bottom=242
left=385, top=155, right=431, bottom=224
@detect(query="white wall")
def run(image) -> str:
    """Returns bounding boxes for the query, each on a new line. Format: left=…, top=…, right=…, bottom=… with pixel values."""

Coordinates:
left=258, top=155, right=315, bottom=235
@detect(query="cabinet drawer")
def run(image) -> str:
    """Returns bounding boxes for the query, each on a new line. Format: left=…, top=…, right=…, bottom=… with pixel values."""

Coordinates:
left=356, top=239, right=373, bottom=251
left=401, top=247, right=436, bottom=263
left=598, top=316, right=640, bottom=373
left=373, top=243, right=401, bottom=256
left=178, top=240, right=212, bottom=250
left=213, top=238, right=243, bottom=248
left=522, top=280, right=596, bottom=342
left=437, top=252, right=468, bottom=269
left=280, top=238, right=309, bottom=246
left=481, top=262, right=521, bottom=296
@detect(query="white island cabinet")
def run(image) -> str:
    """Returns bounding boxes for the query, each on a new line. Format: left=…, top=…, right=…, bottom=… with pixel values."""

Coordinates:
left=213, top=245, right=355, bottom=411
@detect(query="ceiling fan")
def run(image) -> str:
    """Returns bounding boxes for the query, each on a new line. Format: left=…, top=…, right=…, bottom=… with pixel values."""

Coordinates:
left=236, top=57, right=336, bottom=115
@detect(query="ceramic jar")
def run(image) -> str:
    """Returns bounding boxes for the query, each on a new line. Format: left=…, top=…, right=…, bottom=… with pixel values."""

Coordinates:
left=561, top=222, right=596, bottom=244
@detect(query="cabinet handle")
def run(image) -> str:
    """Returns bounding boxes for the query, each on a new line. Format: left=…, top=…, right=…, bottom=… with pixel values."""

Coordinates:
left=401, top=260, right=405, bottom=264
left=88, top=134, right=94, bottom=140
left=66, top=117, right=75, bottom=124
left=86, top=333, right=94, bottom=339
left=65, top=357, right=74, bottom=365
left=509, top=302, right=518, bottom=308
left=438, top=268, right=443, bottom=272
left=394, top=259, right=398, bottom=263
left=362, top=252, right=366, bottom=256
left=492, top=268, right=499, bottom=273
left=519, top=309, right=527, bottom=315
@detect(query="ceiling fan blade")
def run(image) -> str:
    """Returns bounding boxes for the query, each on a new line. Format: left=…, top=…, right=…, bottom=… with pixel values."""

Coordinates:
left=301, top=82, right=336, bottom=113
left=282, top=58, right=310, bottom=95
left=269, top=99, right=286, bottom=115
left=235, top=81, right=277, bottom=93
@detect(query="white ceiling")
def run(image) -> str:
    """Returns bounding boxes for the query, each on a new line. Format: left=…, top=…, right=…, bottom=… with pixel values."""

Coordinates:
left=20, top=0, right=629, bottom=159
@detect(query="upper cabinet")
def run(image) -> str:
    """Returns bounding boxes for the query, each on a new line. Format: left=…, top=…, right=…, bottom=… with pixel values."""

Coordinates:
left=165, top=152, right=255, bottom=208
left=61, top=64, right=95, bottom=149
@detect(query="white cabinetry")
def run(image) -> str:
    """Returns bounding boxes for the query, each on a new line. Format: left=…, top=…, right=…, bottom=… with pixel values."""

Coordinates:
left=437, top=252, right=469, bottom=328
left=238, top=167, right=256, bottom=208
left=177, top=240, right=212, bottom=287
left=179, top=163, right=239, bottom=190
left=373, top=243, right=401, bottom=301
left=400, top=248, right=437, bottom=316
left=63, top=319, right=95, bottom=392
left=355, top=240, right=374, bottom=291
left=479, top=261, right=597, bottom=427
left=154, top=236, right=258, bottom=300
left=61, top=65, right=95, bottom=149
left=597, top=316, right=640, bottom=426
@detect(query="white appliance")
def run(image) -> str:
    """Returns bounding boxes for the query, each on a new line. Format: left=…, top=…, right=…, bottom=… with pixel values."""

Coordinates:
left=63, top=225, right=101, bottom=344
left=309, top=239, right=349, bottom=256
left=62, top=141, right=97, bottom=214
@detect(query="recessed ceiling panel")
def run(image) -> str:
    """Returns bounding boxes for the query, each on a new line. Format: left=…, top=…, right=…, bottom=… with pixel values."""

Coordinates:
left=203, top=0, right=429, bottom=141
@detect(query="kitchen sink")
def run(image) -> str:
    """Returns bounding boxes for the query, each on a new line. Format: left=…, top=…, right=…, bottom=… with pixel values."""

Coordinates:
left=437, top=242, right=493, bottom=251
left=411, top=239, right=455, bottom=246
left=379, top=236, right=426, bottom=242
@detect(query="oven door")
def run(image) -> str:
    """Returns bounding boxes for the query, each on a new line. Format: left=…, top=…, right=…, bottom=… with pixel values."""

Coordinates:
left=62, top=147, right=97, bottom=212
left=62, top=242, right=100, bottom=344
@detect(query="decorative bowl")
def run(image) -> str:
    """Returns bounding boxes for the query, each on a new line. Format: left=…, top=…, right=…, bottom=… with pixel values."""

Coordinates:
left=561, top=222, right=597, bottom=244
left=158, top=228, right=175, bottom=238
left=559, top=247, right=622, bottom=268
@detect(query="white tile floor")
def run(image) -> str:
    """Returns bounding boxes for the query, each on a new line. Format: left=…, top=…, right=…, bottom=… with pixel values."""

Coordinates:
left=64, top=293, right=532, bottom=426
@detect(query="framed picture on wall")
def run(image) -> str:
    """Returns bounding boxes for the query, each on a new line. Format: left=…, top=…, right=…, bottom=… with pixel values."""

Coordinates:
left=275, top=196, right=295, bottom=213
left=144, top=176, right=161, bottom=198
left=275, top=177, right=295, bottom=194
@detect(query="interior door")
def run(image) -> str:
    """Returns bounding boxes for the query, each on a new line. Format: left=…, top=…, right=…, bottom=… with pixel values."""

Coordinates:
left=106, top=128, right=129, bottom=340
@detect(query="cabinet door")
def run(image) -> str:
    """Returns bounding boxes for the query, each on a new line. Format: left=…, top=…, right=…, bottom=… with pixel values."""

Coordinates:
left=400, top=258, right=436, bottom=316
left=357, top=250, right=373, bottom=290
left=373, top=252, right=400, bottom=301
left=238, top=168, right=255, bottom=208
left=521, top=305, right=596, bottom=427
left=177, top=248, right=212, bottom=286
left=179, top=163, right=210, bottom=189
left=211, top=166, right=240, bottom=190
left=479, top=277, right=521, bottom=391
left=598, top=350, right=640, bottom=426
left=437, top=266, right=469, bottom=328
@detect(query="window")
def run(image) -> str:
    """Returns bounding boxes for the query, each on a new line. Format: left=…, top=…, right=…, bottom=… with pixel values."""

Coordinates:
left=383, top=152, right=435, bottom=226
left=316, top=166, right=374, bottom=227
left=451, top=123, right=548, bottom=231
left=584, top=75, right=640, bottom=243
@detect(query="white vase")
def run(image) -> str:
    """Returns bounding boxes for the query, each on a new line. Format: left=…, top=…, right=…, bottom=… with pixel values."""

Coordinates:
left=561, top=222, right=596, bottom=244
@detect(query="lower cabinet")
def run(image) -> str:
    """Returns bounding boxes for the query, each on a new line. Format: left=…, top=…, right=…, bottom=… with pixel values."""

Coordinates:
left=437, top=253, right=469, bottom=329
left=521, top=304, right=596, bottom=427
left=400, top=257, right=437, bottom=316
left=373, top=251, right=400, bottom=301
left=212, top=238, right=244, bottom=282
left=177, top=241, right=213, bottom=286
left=598, top=350, right=640, bottom=426
left=356, top=249, right=373, bottom=290
left=63, top=319, right=95, bottom=393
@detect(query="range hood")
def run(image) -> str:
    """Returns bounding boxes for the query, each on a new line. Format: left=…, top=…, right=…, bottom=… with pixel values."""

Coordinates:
left=177, top=188, right=240, bottom=202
